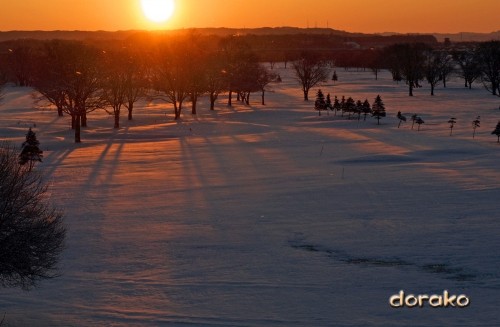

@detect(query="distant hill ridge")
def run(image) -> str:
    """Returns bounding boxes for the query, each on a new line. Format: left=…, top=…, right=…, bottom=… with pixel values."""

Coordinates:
left=0, top=27, right=498, bottom=43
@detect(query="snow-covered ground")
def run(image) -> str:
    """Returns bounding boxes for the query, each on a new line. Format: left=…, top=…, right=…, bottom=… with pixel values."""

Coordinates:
left=1, top=67, right=499, bottom=326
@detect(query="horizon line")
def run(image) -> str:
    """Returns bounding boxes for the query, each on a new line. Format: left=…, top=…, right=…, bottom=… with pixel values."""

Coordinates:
left=0, top=27, right=499, bottom=36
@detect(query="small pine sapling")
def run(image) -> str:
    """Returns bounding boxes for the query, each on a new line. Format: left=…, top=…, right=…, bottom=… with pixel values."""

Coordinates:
left=491, top=121, right=500, bottom=143
left=19, top=128, right=43, bottom=171
left=472, top=116, right=480, bottom=139
left=397, top=111, right=407, bottom=128
left=332, top=70, right=338, bottom=83
left=415, top=117, right=425, bottom=131
left=315, top=89, right=326, bottom=116
left=448, top=117, right=457, bottom=136
left=411, top=114, right=418, bottom=130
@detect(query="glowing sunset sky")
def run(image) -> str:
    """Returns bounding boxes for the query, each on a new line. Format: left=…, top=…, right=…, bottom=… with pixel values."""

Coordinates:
left=1, top=0, right=499, bottom=34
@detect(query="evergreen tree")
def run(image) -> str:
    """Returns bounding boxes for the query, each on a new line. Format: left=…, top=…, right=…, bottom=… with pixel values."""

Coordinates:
left=19, top=128, right=43, bottom=172
left=361, top=99, right=371, bottom=121
left=340, top=95, right=346, bottom=116
left=344, top=97, right=356, bottom=119
left=326, top=93, right=332, bottom=111
left=332, top=70, right=338, bottom=82
left=333, top=95, right=341, bottom=116
left=372, top=95, right=386, bottom=125
left=491, top=121, right=500, bottom=143
left=355, top=100, right=363, bottom=120
left=472, top=116, right=480, bottom=139
left=314, top=89, right=326, bottom=116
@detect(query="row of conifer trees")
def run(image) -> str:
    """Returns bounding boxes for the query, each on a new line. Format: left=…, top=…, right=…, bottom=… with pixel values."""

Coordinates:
left=314, top=90, right=386, bottom=124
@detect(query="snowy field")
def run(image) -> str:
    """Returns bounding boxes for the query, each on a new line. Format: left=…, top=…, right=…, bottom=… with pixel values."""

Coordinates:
left=1, top=66, right=499, bottom=326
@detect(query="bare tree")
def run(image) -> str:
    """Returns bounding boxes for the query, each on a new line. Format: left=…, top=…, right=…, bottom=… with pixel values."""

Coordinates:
left=5, top=41, right=39, bottom=87
left=367, top=49, right=383, bottom=80
left=477, top=41, right=500, bottom=96
left=219, top=37, right=258, bottom=106
left=234, top=60, right=261, bottom=105
left=0, top=143, right=65, bottom=290
left=292, top=52, right=330, bottom=101
left=205, top=52, right=227, bottom=111
left=185, top=40, right=209, bottom=115
left=32, top=40, right=104, bottom=142
left=122, top=48, right=148, bottom=121
left=423, top=50, right=443, bottom=96
left=255, top=64, right=277, bottom=105
left=153, top=42, right=190, bottom=120
left=439, top=52, right=454, bottom=88
left=384, top=43, right=428, bottom=96
left=453, top=49, right=481, bottom=89
left=101, top=49, right=129, bottom=129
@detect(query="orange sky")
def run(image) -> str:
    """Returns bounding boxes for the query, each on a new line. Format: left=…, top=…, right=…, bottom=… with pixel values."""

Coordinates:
left=1, top=0, right=499, bottom=34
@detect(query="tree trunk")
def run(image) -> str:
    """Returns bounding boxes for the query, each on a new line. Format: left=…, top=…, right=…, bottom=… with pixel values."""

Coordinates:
left=228, top=90, right=232, bottom=106
left=114, top=111, right=120, bottom=129
left=174, top=108, right=180, bottom=120
left=128, top=101, right=134, bottom=120
left=174, top=101, right=182, bottom=120
left=210, top=93, right=217, bottom=110
left=245, top=92, right=250, bottom=105
left=409, top=84, right=414, bottom=96
left=261, top=90, right=265, bottom=105
left=191, top=94, right=198, bottom=115
left=431, top=85, right=435, bottom=96
left=57, top=106, right=64, bottom=117
left=81, top=111, right=87, bottom=127
left=303, top=89, right=309, bottom=101
left=75, top=114, right=81, bottom=143
left=71, top=114, right=76, bottom=130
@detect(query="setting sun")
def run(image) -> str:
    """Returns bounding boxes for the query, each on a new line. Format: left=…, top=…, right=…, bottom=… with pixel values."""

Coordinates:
left=140, top=0, right=175, bottom=23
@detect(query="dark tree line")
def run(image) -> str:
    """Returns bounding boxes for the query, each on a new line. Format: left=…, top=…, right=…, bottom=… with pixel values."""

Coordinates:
left=1, top=35, right=277, bottom=143
left=1, top=36, right=498, bottom=144
left=383, top=41, right=500, bottom=96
